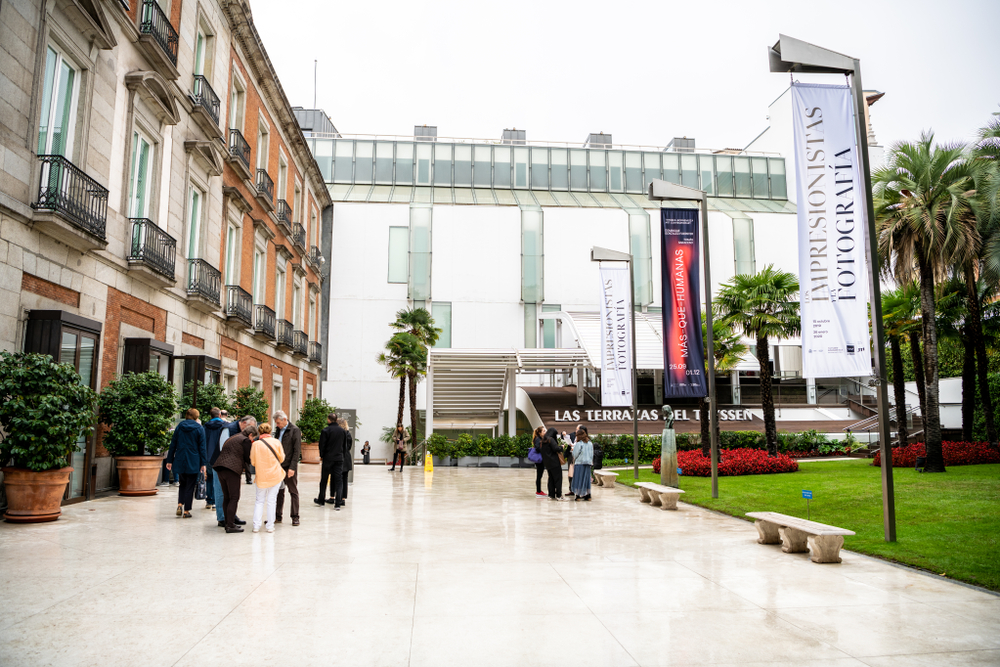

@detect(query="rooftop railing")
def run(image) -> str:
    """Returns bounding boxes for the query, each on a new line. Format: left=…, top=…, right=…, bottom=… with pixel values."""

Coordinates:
left=139, top=0, right=178, bottom=66
left=32, top=155, right=109, bottom=240
left=127, top=218, right=176, bottom=279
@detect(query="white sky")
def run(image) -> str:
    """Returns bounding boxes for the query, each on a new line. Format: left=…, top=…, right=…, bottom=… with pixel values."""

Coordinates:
left=253, top=0, right=1000, bottom=151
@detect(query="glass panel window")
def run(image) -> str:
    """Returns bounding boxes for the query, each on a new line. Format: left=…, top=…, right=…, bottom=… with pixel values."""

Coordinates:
left=716, top=156, right=734, bottom=197
left=733, top=216, right=756, bottom=275
left=194, top=29, right=206, bottom=76
left=473, top=145, right=491, bottom=187
left=256, top=125, right=269, bottom=169
left=416, top=143, right=433, bottom=185
left=493, top=146, right=511, bottom=188
left=314, top=139, right=332, bottom=181
left=293, top=280, right=302, bottom=327
left=253, top=247, right=264, bottom=301
left=530, top=147, right=548, bottom=189
left=432, top=144, right=450, bottom=186
left=513, top=147, right=529, bottom=188
left=187, top=187, right=202, bottom=259
left=663, top=153, right=680, bottom=184
left=550, top=149, right=568, bottom=190
left=354, top=141, right=373, bottom=184
left=275, top=267, right=286, bottom=319
left=524, top=302, right=537, bottom=348
left=681, top=154, right=699, bottom=189
left=589, top=151, right=607, bottom=191
left=387, top=226, right=408, bottom=283
left=432, top=302, right=452, bottom=348
left=570, top=150, right=588, bottom=190
left=699, top=155, right=715, bottom=195
left=608, top=151, right=624, bottom=192
left=521, top=209, right=543, bottom=303
left=333, top=140, right=353, bottom=183
left=224, top=223, right=239, bottom=284
left=751, top=157, right=768, bottom=198
left=454, top=145, right=472, bottom=186
left=624, top=152, right=642, bottom=192
left=642, top=152, right=661, bottom=190
left=629, top=212, right=652, bottom=306
left=734, top=157, right=752, bottom=197
left=769, top=158, right=787, bottom=199
left=395, top=142, right=413, bottom=185
left=37, top=46, right=78, bottom=157
left=277, top=157, right=288, bottom=200
left=375, top=142, right=394, bottom=184
left=128, top=130, right=153, bottom=218
left=542, top=303, right=560, bottom=348
left=408, top=206, right=432, bottom=301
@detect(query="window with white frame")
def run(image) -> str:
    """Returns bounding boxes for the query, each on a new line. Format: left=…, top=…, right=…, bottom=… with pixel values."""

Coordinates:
left=278, top=153, right=288, bottom=202
left=310, top=208, right=318, bottom=247
left=309, top=294, right=317, bottom=339
left=275, top=261, right=286, bottom=320
left=256, top=118, right=269, bottom=170
left=224, top=218, right=240, bottom=285
left=272, top=383, right=282, bottom=414
left=252, top=242, right=266, bottom=303
left=187, top=185, right=205, bottom=259
left=228, top=69, right=245, bottom=132
left=293, top=278, right=302, bottom=329
left=37, top=45, right=80, bottom=158
left=293, top=181, right=302, bottom=222
left=127, top=128, right=154, bottom=219
left=289, top=388, right=298, bottom=422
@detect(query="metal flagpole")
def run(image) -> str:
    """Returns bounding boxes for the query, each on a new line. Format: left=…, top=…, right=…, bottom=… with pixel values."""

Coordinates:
left=700, top=196, right=719, bottom=498
left=630, top=255, right=639, bottom=480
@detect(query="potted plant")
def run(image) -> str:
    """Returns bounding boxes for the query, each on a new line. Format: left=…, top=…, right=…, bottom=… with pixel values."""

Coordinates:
left=98, top=371, right=176, bottom=496
left=426, top=433, right=451, bottom=467
left=476, top=434, right=499, bottom=468
left=494, top=433, right=513, bottom=468
left=0, top=351, right=96, bottom=522
left=455, top=433, right=477, bottom=467
left=298, top=397, right=335, bottom=464
left=232, top=385, right=270, bottom=424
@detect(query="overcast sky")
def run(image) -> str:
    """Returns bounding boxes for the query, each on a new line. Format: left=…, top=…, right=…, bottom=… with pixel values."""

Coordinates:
left=253, top=0, right=999, bottom=152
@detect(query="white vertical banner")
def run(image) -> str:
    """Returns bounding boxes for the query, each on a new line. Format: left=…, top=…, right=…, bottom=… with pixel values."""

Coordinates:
left=599, top=266, right=633, bottom=406
left=792, top=83, right=871, bottom=378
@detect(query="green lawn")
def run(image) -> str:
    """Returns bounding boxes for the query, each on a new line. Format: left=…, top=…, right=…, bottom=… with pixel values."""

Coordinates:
left=615, top=460, right=1000, bottom=591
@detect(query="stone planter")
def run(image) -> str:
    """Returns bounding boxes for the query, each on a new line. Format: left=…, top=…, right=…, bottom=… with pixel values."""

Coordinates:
left=2, top=467, right=72, bottom=523
left=497, top=456, right=514, bottom=468
left=479, top=456, right=499, bottom=468
left=457, top=456, right=478, bottom=467
left=115, top=455, right=163, bottom=496
left=433, top=456, right=452, bottom=467
left=301, top=442, right=320, bottom=464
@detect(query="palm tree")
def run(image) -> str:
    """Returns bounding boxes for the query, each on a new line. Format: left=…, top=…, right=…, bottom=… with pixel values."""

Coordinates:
left=715, top=265, right=800, bottom=456
left=882, top=285, right=919, bottom=447
left=874, top=132, right=978, bottom=472
left=932, top=280, right=969, bottom=440
left=698, top=315, right=749, bottom=456
left=376, top=332, right=423, bottom=428
left=390, top=308, right=441, bottom=443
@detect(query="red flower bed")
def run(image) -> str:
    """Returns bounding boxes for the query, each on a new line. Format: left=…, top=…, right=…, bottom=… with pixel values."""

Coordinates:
left=873, top=441, right=1000, bottom=467
left=652, top=449, right=799, bottom=477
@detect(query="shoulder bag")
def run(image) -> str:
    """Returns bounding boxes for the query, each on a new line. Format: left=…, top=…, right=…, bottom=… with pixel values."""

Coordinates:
left=262, top=439, right=286, bottom=490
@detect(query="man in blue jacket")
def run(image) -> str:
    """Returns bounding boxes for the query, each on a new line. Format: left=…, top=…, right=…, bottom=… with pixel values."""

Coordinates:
left=165, top=408, right=207, bottom=519
left=202, top=408, right=231, bottom=511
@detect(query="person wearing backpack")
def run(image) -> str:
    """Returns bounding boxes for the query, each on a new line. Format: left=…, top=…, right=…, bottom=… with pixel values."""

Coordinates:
left=250, top=423, right=286, bottom=533
left=529, top=426, right=546, bottom=498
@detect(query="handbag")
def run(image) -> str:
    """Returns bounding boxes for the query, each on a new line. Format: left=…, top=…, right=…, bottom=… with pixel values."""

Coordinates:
left=262, top=439, right=286, bottom=490
left=195, top=472, right=207, bottom=500
left=527, top=447, right=542, bottom=463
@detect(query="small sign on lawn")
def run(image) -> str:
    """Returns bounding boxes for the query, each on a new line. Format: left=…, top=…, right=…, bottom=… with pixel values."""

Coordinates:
left=802, top=490, right=813, bottom=499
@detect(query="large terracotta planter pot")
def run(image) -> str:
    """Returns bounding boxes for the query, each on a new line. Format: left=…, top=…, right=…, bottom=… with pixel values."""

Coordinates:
left=301, top=442, right=320, bottom=464
left=2, top=467, right=72, bottom=523
left=115, top=455, right=164, bottom=496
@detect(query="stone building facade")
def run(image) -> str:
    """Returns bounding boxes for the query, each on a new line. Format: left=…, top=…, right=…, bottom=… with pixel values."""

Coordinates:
left=0, top=0, right=330, bottom=502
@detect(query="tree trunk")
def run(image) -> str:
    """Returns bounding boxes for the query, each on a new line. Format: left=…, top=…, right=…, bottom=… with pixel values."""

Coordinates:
left=918, top=258, right=944, bottom=472
left=757, top=334, right=777, bottom=456
left=962, top=324, right=975, bottom=443
left=408, top=370, right=419, bottom=456
left=890, top=337, right=908, bottom=448
left=966, top=268, right=997, bottom=445
left=698, top=396, right=710, bottom=457
left=908, top=331, right=927, bottom=426
left=397, top=375, right=406, bottom=427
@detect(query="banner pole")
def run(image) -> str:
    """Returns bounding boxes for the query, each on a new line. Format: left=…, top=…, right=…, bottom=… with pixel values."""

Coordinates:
left=701, top=196, right=719, bottom=498
left=630, top=256, right=640, bottom=480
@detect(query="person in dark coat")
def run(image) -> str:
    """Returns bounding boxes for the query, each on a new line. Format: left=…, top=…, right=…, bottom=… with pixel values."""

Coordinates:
left=273, top=410, right=302, bottom=526
left=202, top=408, right=230, bottom=510
left=214, top=424, right=257, bottom=533
left=540, top=427, right=565, bottom=501
left=362, top=441, right=371, bottom=465
left=165, top=408, right=208, bottom=517
left=315, top=414, right=345, bottom=509
left=337, top=418, right=353, bottom=507
left=532, top=426, right=546, bottom=498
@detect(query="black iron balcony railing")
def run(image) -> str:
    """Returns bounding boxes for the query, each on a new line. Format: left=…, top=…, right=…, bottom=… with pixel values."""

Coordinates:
left=229, top=129, right=250, bottom=171
left=127, top=218, right=176, bottom=279
left=32, top=155, right=109, bottom=240
left=256, top=169, right=273, bottom=204
left=253, top=304, right=275, bottom=339
left=187, top=259, right=221, bottom=306
left=225, top=285, right=252, bottom=326
left=309, top=341, right=322, bottom=365
left=276, top=319, right=294, bottom=348
left=192, top=75, right=220, bottom=126
left=292, top=330, right=308, bottom=356
left=292, top=223, right=306, bottom=250
left=276, top=199, right=291, bottom=230
left=139, top=0, right=178, bottom=66
left=309, top=245, right=323, bottom=267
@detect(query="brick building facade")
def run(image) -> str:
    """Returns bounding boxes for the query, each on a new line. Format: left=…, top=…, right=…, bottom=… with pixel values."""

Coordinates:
left=0, top=0, right=330, bottom=503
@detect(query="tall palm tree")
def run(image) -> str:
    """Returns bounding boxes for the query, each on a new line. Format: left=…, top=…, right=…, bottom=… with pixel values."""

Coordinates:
left=376, top=332, right=423, bottom=428
left=932, top=280, right=969, bottom=440
left=390, top=308, right=441, bottom=442
left=715, top=265, right=800, bottom=456
left=698, top=315, right=749, bottom=456
left=874, top=132, right=978, bottom=472
left=881, top=285, right=919, bottom=447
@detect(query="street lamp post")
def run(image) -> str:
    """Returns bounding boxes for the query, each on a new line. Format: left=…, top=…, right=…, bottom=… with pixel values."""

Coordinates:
left=590, top=246, right=640, bottom=480
left=768, top=34, right=896, bottom=542
left=646, top=181, right=720, bottom=498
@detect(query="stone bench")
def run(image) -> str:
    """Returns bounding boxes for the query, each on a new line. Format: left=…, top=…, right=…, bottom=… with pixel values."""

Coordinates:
left=635, top=482, right=685, bottom=510
left=746, top=512, right=856, bottom=563
left=593, top=470, right=618, bottom=487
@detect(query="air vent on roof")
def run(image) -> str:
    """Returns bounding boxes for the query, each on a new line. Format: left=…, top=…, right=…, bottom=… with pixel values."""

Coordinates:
left=501, top=128, right=525, bottom=145
left=665, top=137, right=695, bottom=153
left=584, top=132, right=612, bottom=148
left=414, top=125, right=437, bottom=142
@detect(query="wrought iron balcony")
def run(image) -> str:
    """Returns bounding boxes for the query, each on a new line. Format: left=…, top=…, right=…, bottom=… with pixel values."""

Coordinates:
left=256, top=169, right=274, bottom=204
left=187, top=259, right=221, bottom=306
left=225, top=285, right=253, bottom=327
left=292, top=330, right=308, bottom=356
left=309, top=341, right=322, bottom=365
left=253, top=304, right=275, bottom=339
left=309, top=245, right=323, bottom=268
left=276, top=319, right=294, bottom=349
left=139, top=0, right=178, bottom=66
left=32, top=155, right=109, bottom=240
left=276, top=199, right=292, bottom=233
left=127, top=218, right=176, bottom=280
left=292, top=223, right=306, bottom=250
left=228, top=129, right=250, bottom=171
left=192, top=75, right=220, bottom=126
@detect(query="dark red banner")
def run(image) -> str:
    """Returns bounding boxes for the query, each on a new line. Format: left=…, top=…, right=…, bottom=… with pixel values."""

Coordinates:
left=661, top=208, right=706, bottom=398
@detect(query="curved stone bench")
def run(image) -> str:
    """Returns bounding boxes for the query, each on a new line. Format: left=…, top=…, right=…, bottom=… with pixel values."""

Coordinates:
left=593, top=470, right=618, bottom=487
left=635, top=482, right=684, bottom=510
left=746, top=511, right=855, bottom=563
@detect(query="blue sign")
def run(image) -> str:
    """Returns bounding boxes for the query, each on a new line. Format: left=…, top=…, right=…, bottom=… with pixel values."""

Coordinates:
left=677, top=468, right=683, bottom=476
left=802, top=490, right=813, bottom=499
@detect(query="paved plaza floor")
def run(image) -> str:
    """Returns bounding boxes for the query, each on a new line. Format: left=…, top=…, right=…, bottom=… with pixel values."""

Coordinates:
left=1, top=464, right=998, bottom=667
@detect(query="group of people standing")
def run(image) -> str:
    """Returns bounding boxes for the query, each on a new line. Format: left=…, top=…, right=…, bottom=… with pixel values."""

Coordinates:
left=532, top=425, right=594, bottom=501
left=164, top=407, right=303, bottom=533
left=315, top=413, right=353, bottom=509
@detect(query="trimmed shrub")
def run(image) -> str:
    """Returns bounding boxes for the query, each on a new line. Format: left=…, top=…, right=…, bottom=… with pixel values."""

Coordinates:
left=651, top=449, right=799, bottom=476
left=873, top=442, right=1000, bottom=468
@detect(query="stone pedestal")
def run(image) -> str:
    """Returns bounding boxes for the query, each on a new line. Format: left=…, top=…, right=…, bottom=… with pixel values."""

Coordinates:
left=660, top=430, right=678, bottom=487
